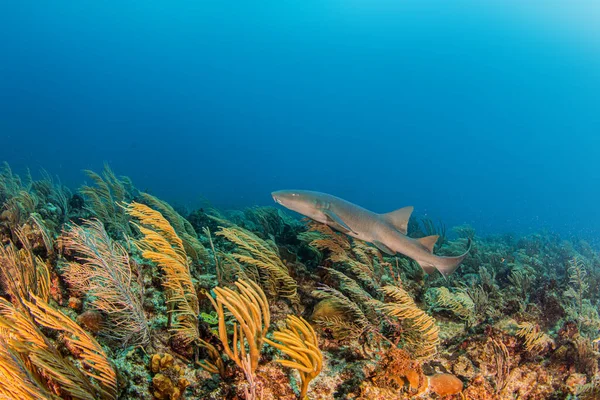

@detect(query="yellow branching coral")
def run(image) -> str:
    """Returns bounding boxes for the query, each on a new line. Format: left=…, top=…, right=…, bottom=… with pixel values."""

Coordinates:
left=217, top=226, right=298, bottom=302
left=374, top=285, right=440, bottom=358
left=196, top=338, right=226, bottom=377
left=127, top=201, right=200, bottom=345
left=0, top=296, right=117, bottom=399
left=62, top=219, right=149, bottom=345
left=208, top=279, right=270, bottom=373
left=265, top=315, right=323, bottom=399
left=140, top=192, right=208, bottom=266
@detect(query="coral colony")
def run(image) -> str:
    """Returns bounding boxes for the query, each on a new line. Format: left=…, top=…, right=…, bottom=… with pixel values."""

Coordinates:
left=0, top=163, right=599, bottom=399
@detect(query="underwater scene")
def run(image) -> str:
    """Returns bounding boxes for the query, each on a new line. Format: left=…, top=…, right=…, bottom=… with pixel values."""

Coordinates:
left=1, top=2, right=600, bottom=400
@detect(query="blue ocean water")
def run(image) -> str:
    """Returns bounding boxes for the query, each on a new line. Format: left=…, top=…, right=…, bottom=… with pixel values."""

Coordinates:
left=1, top=1, right=599, bottom=242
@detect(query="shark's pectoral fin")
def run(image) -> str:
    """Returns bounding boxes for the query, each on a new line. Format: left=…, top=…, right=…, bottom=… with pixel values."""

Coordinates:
left=417, top=235, right=439, bottom=253
left=372, top=240, right=395, bottom=255
left=323, top=209, right=354, bottom=234
left=381, top=206, right=413, bottom=234
left=416, top=260, right=437, bottom=275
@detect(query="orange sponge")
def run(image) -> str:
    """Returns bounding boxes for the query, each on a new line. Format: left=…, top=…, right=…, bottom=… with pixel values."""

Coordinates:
left=428, top=373, right=463, bottom=396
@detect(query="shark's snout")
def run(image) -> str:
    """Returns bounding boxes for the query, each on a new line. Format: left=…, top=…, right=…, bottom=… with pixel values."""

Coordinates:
left=272, top=190, right=308, bottom=208
left=271, top=191, right=283, bottom=205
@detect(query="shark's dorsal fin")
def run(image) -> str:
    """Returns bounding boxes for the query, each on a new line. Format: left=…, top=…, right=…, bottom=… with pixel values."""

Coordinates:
left=381, top=206, right=413, bottom=234
left=417, top=235, right=439, bottom=253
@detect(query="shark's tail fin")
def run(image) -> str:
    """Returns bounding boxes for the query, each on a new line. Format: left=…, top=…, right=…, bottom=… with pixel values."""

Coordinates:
left=431, top=238, right=472, bottom=277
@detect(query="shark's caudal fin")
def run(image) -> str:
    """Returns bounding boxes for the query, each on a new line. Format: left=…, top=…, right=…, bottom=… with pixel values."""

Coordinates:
left=381, top=206, right=413, bottom=234
left=420, top=238, right=472, bottom=277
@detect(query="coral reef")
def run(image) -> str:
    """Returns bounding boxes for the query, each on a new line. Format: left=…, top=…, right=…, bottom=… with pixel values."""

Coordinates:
left=0, top=163, right=599, bottom=399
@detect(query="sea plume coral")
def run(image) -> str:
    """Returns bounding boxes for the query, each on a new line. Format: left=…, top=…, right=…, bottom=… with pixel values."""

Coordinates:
left=80, top=164, right=135, bottom=235
left=373, top=285, right=440, bottom=358
left=0, top=230, right=51, bottom=306
left=311, top=284, right=372, bottom=341
left=426, top=286, right=475, bottom=323
left=516, top=322, right=552, bottom=353
left=0, top=339, right=55, bottom=400
left=127, top=201, right=200, bottom=345
left=0, top=295, right=117, bottom=399
left=62, top=219, right=149, bottom=345
left=216, top=226, right=298, bottom=302
left=302, top=223, right=387, bottom=289
left=23, top=295, right=118, bottom=398
left=140, top=192, right=208, bottom=267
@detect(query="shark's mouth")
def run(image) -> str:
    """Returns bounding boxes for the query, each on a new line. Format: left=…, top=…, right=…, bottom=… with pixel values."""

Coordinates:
left=273, top=196, right=283, bottom=205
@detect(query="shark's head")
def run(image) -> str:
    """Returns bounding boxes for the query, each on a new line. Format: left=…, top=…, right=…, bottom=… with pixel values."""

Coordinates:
left=271, top=190, right=324, bottom=220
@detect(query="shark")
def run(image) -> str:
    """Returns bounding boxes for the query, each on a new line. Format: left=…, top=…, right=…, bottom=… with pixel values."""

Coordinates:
left=272, top=190, right=470, bottom=276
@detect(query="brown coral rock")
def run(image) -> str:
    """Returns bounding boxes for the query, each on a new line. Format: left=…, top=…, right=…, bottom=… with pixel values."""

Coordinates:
left=150, top=353, right=190, bottom=399
left=68, top=296, right=82, bottom=311
left=76, top=310, right=104, bottom=333
left=371, top=348, right=426, bottom=395
left=152, top=373, right=179, bottom=400
left=452, top=355, right=475, bottom=379
left=311, top=298, right=345, bottom=321
left=461, top=374, right=494, bottom=399
left=160, top=354, right=174, bottom=370
left=565, top=373, right=587, bottom=389
left=151, top=354, right=162, bottom=374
